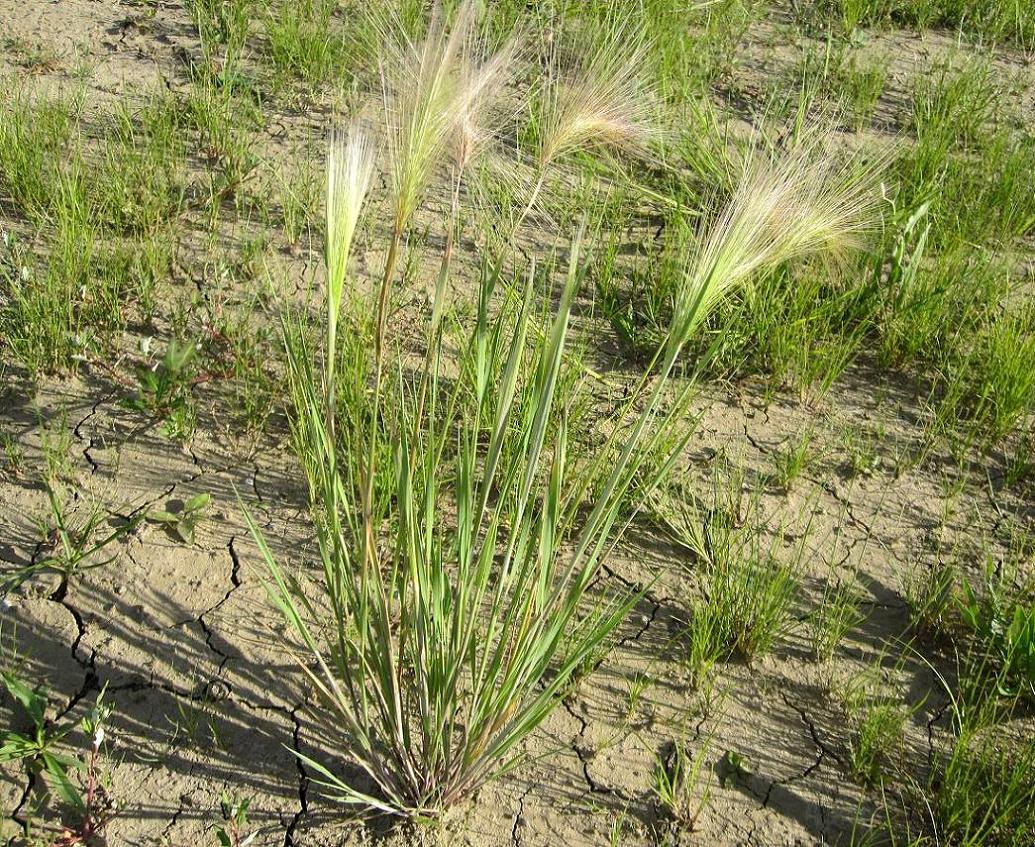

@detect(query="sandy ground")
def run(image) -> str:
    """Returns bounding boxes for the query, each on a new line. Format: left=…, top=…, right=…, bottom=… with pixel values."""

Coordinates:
left=4, top=367, right=1029, bottom=845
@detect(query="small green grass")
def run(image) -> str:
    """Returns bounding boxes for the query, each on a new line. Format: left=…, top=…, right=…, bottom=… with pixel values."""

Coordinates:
left=183, top=72, right=262, bottom=205
left=714, top=535, right=801, bottom=661
left=652, top=736, right=714, bottom=831
left=265, top=0, right=351, bottom=93
left=791, top=44, right=889, bottom=130
left=806, top=0, right=1035, bottom=50
left=931, top=721, right=1035, bottom=846
left=850, top=699, right=908, bottom=785
left=94, top=97, right=185, bottom=236
left=771, top=428, right=816, bottom=491
left=0, top=83, right=79, bottom=222
left=840, top=659, right=918, bottom=787
left=810, top=573, right=866, bottom=662
left=0, top=87, right=190, bottom=375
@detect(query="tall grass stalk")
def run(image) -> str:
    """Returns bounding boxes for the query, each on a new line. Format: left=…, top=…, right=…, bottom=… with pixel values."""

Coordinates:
left=359, top=2, right=516, bottom=565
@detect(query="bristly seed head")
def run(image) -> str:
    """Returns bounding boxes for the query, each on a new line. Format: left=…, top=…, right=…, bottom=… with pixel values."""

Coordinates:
left=535, top=18, right=657, bottom=171
left=377, top=0, right=516, bottom=230
left=325, top=125, right=377, bottom=354
left=668, top=134, right=885, bottom=356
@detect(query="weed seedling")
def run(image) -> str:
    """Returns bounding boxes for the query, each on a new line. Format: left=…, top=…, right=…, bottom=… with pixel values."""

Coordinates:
left=146, top=493, right=212, bottom=545
left=4, top=483, right=136, bottom=596
left=0, top=672, right=81, bottom=811
left=717, top=748, right=752, bottom=788
left=216, top=791, right=255, bottom=847
left=52, top=693, right=116, bottom=846
left=0, top=675, right=114, bottom=839
left=955, top=553, right=1035, bottom=698
left=124, top=340, right=199, bottom=440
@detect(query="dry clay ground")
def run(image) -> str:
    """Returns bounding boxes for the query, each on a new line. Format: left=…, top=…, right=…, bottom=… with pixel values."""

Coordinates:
left=2, top=2, right=1035, bottom=846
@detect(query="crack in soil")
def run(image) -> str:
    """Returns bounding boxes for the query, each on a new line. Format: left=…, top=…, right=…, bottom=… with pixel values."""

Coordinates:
left=558, top=694, right=609, bottom=797
left=572, top=741, right=612, bottom=797
left=743, top=426, right=770, bottom=456
left=778, top=693, right=844, bottom=795
left=283, top=705, right=309, bottom=847
left=196, top=536, right=245, bottom=674
left=98, top=683, right=307, bottom=837
left=745, top=693, right=844, bottom=819
left=821, top=480, right=874, bottom=537
left=9, top=578, right=100, bottom=833
left=511, top=783, right=532, bottom=847
left=110, top=481, right=178, bottom=527
left=599, top=561, right=677, bottom=653
left=925, top=698, right=950, bottom=768
left=73, top=395, right=107, bottom=475
left=161, top=793, right=189, bottom=840
left=9, top=766, right=38, bottom=837
left=559, top=692, right=638, bottom=809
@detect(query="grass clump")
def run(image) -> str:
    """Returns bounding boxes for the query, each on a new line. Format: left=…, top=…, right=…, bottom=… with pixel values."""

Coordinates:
left=906, top=560, right=961, bottom=641
left=183, top=70, right=261, bottom=204
left=937, top=304, right=1035, bottom=448
left=246, top=2, right=877, bottom=819
left=771, top=428, right=815, bottom=490
left=710, top=534, right=802, bottom=662
left=189, top=0, right=252, bottom=54
left=842, top=663, right=913, bottom=786
left=1, top=215, right=92, bottom=375
left=850, top=699, right=909, bottom=786
left=265, top=0, right=350, bottom=92
left=930, top=720, right=1035, bottom=846
left=879, top=656, right=1035, bottom=847
left=94, top=98, right=185, bottom=237
left=661, top=491, right=803, bottom=666
left=855, top=661, right=1035, bottom=846
left=792, top=45, right=889, bottom=130
left=656, top=473, right=804, bottom=668
left=0, top=84, right=78, bottom=221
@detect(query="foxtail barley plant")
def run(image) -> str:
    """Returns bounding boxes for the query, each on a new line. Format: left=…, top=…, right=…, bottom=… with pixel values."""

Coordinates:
left=250, top=2, right=878, bottom=820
